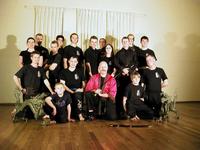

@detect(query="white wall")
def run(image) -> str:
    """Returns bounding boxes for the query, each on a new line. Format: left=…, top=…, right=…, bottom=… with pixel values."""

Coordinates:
left=0, top=0, right=200, bottom=103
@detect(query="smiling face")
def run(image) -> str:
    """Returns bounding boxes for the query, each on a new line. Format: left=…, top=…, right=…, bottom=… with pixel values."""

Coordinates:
left=54, top=84, right=65, bottom=96
left=27, top=38, right=35, bottom=49
left=146, top=55, right=156, bottom=68
left=31, top=53, right=40, bottom=65
left=68, top=57, right=78, bottom=68
left=71, top=34, right=78, bottom=45
left=35, top=35, right=43, bottom=46
left=57, top=37, right=64, bottom=48
left=105, top=44, right=113, bottom=55
left=99, top=38, right=106, bottom=49
left=122, top=38, right=129, bottom=50
left=50, top=43, right=59, bottom=54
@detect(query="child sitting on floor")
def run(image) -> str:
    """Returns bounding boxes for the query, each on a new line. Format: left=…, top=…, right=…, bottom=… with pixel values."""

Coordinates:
left=43, top=83, right=75, bottom=124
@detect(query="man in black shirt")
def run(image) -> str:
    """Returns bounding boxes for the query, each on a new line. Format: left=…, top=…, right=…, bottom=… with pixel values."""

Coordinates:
left=84, top=36, right=99, bottom=80
left=34, top=33, right=49, bottom=66
left=12, top=51, right=54, bottom=119
left=99, top=38, right=106, bottom=58
left=60, top=56, right=85, bottom=121
left=63, top=33, right=84, bottom=69
left=140, top=54, right=168, bottom=118
left=114, top=36, right=138, bottom=118
left=138, top=36, right=157, bottom=68
left=44, top=41, right=62, bottom=89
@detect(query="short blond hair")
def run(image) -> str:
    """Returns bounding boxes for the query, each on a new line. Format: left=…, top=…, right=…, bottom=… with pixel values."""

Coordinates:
left=130, top=71, right=141, bottom=81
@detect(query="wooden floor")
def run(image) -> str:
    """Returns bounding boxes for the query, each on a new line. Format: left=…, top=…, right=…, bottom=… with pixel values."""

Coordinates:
left=0, top=103, right=200, bottom=150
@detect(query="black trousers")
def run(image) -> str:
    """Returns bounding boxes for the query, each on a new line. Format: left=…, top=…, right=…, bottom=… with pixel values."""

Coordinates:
left=70, top=92, right=83, bottom=118
left=127, top=103, right=153, bottom=119
left=85, top=92, right=117, bottom=120
left=145, top=92, right=161, bottom=118
left=43, top=103, right=67, bottom=123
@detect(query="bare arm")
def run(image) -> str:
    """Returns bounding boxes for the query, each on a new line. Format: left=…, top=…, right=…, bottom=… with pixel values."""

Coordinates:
left=162, top=79, right=169, bottom=88
left=60, top=80, right=75, bottom=94
left=19, top=56, right=23, bottom=68
left=44, top=79, right=54, bottom=94
left=86, top=62, right=92, bottom=77
left=45, top=96, right=56, bottom=116
left=123, top=97, right=127, bottom=112
left=38, top=56, right=43, bottom=67
left=49, top=63, right=58, bottom=71
left=63, top=58, right=68, bottom=69
left=13, top=75, right=24, bottom=91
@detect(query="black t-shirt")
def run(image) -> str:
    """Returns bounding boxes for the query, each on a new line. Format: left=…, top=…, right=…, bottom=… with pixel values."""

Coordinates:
left=47, top=53, right=62, bottom=77
left=99, top=56, right=115, bottom=75
left=84, top=47, right=100, bottom=74
left=140, top=67, right=168, bottom=92
left=63, top=45, right=84, bottom=67
left=50, top=92, right=72, bottom=122
left=114, top=48, right=138, bottom=72
left=124, top=84, right=144, bottom=105
left=35, top=45, right=49, bottom=62
left=19, top=50, right=32, bottom=66
left=137, top=48, right=157, bottom=68
left=15, top=64, right=47, bottom=94
left=59, top=68, right=85, bottom=90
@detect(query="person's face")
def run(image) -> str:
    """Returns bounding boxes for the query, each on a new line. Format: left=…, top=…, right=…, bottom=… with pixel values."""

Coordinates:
left=146, top=55, right=156, bottom=67
left=68, top=57, right=78, bottom=68
left=98, top=62, right=108, bottom=76
left=128, top=35, right=134, bottom=47
left=122, top=38, right=129, bottom=50
left=90, top=39, right=98, bottom=49
left=55, top=85, right=65, bottom=95
left=132, top=75, right=140, bottom=85
left=36, top=35, right=43, bottom=46
left=141, top=39, right=149, bottom=48
left=105, top=45, right=113, bottom=55
left=27, top=39, right=35, bottom=49
left=71, top=34, right=78, bottom=44
left=57, top=37, right=64, bottom=47
left=50, top=43, right=58, bottom=53
left=99, top=39, right=106, bottom=49
left=31, top=54, right=40, bottom=64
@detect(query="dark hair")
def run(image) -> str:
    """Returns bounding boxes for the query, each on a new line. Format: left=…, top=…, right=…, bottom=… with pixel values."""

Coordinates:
left=26, top=37, right=35, bottom=43
left=70, top=33, right=78, bottom=42
left=90, top=35, right=98, bottom=41
left=30, top=51, right=40, bottom=57
left=121, top=36, right=129, bottom=41
left=99, top=38, right=106, bottom=43
left=56, top=35, right=65, bottom=41
left=140, top=36, right=149, bottom=42
left=51, top=40, right=59, bottom=47
left=105, top=43, right=114, bottom=57
left=35, top=33, right=43, bottom=37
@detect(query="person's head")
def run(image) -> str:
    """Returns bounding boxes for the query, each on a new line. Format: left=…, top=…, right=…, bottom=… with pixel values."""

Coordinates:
left=105, top=44, right=114, bottom=57
left=146, top=54, right=156, bottom=68
left=54, top=83, right=65, bottom=95
left=68, top=56, right=78, bottom=68
left=127, top=34, right=135, bottom=47
left=121, top=36, right=129, bottom=50
left=130, top=71, right=141, bottom=85
left=56, top=35, right=65, bottom=48
left=140, top=36, right=149, bottom=49
left=99, top=38, right=106, bottom=49
left=70, top=33, right=79, bottom=45
left=26, top=37, right=35, bottom=49
left=98, top=61, right=108, bottom=77
left=30, top=51, right=40, bottom=64
left=50, top=40, right=59, bottom=54
left=35, top=33, right=44, bottom=46
left=89, top=36, right=98, bottom=49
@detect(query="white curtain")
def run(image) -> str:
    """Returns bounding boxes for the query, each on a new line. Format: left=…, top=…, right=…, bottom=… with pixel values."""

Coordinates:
left=34, top=6, right=64, bottom=48
left=76, top=9, right=106, bottom=50
left=76, top=8, right=135, bottom=51
left=106, top=11, right=135, bottom=50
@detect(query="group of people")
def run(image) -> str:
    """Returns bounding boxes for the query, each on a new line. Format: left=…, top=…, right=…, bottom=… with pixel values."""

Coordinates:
left=12, top=32, right=168, bottom=124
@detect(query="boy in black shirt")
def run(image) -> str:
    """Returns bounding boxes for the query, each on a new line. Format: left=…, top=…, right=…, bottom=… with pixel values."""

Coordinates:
left=44, top=41, right=62, bottom=89
left=63, top=33, right=84, bottom=69
left=138, top=36, right=157, bottom=68
left=123, top=71, right=153, bottom=120
left=140, top=54, right=168, bottom=118
left=60, top=56, right=85, bottom=121
left=84, top=36, right=99, bottom=79
left=43, top=83, right=74, bottom=123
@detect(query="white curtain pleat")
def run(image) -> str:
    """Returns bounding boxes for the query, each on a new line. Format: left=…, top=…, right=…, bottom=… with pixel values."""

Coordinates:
left=34, top=6, right=64, bottom=48
left=76, top=9, right=106, bottom=50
